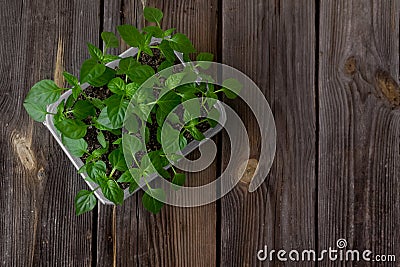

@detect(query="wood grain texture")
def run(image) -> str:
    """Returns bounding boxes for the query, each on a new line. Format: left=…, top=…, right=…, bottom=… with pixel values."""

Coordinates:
left=97, top=1, right=219, bottom=266
left=318, top=0, right=400, bottom=265
left=221, top=0, right=316, bottom=266
left=0, top=0, right=100, bottom=266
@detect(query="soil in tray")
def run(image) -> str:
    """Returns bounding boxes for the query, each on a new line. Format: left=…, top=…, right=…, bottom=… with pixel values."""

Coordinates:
left=73, top=49, right=212, bottom=188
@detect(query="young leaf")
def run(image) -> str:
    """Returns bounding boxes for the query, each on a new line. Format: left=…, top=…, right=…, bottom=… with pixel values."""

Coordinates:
left=157, top=91, right=181, bottom=114
left=143, top=26, right=164, bottom=38
left=23, top=102, right=48, bottom=122
left=62, top=136, right=88, bottom=157
left=97, top=131, right=107, bottom=148
left=73, top=100, right=96, bottom=119
left=72, top=85, right=82, bottom=100
left=55, top=118, right=88, bottom=139
left=125, top=82, right=140, bottom=98
left=87, top=42, right=103, bottom=62
left=157, top=60, right=174, bottom=72
left=25, top=80, right=62, bottom=105
left=108, top=148, right=128, bottom=171
left=88, top=67, right=116, bottom=87
left=117, top=169, right=140, bottom=193
left=172, top=173, right=186, bottom=188
left=102, top=54, right=121, bottom=63
left=104, top=95, right=129, bottom=128
left=101, top=31, right=119, bottom=49
left=101, top=180, right=124, bottom=205
left=63, top=71, right=79, bottom=87
left=221, top=78, right=243, bottom=99
left=95, top=107, right=117, bottom=130
left=164, top=28, right=176, bottom=37
left=80, top=58, right=106, bottom=84
left=117, top=57, right=140, bottom=75
left=127, top=65, right=155, bottom=84
left=117, top=24, right=144, bottom=48
left=196, top=52, right=214, bottom=69
left=148, top=150, right=170, bottom=179
left=158, top=40, right=176, bottom=62
left=187, top=125, right=205, bottom=141
left=123, top=134, right=143, bottom=154
left=75, top=190, right=97, bottom=216
left=108, top=77, right=126, bottom=95
left=143, top=7, right=163, bottom=23
left=142, top=188, right=165, bottom=214
left=196, top=52, right=214, bottom=62
left=165, top=73, right=186, bottom=90
left=168, top=33, right=196, bottom=54
left=87, top=160, right=107, bottom=180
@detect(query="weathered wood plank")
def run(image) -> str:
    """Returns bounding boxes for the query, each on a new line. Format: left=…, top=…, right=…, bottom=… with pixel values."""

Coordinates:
left=221, top=0, right=316, bottom=265
left=318, top=0, right=400, bottom=265
left=0, top=0, right=100, bottom=265
left=98, top=1, right=219, bottom=266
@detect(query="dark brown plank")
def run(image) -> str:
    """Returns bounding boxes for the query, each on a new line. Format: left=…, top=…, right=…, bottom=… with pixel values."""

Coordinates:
left=318, top=1, right=400, bottom=265
left=0, top=0, right=100, bottom=266
left=97, top=1, right=219, bottom=266
left=221, top=0, right=316, bottom=265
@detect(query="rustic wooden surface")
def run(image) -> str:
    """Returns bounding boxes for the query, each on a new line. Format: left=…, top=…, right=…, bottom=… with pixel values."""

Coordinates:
left=0, top=0, right=399, bottom=266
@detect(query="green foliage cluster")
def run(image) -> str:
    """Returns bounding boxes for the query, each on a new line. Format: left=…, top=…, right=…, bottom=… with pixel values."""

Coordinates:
left=24, top=7, right=240, bottom=215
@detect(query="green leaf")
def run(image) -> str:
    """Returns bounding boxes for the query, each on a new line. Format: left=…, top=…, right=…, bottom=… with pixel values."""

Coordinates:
left=102, top=54, right=120, bottom=63
left=87, top=42, right=103, bottom=61
left=141, top=45, right=153, bottom=57
left=25, top=80, right=61, bottom=105
left=23, top=102, right=47, bottom=122
left=73, top=100, right=96, bottom=119
left=123, top=134, right=143, bottom=154
left=172, top=173, right=186, bottom=188
left=88, top=67, right=116, bottom=87
left=161, top=123, right=181, bottom=154
left=143, top=7, right=163, bottom=23
left=63, top=71, right=79, bottom=87
left=222, top=78, right=243, bottom=99
left=127, top=65, right=155, bottom=84
left=157, top=60, right=174, bottom=72
left=101, top=31, right=119, bottom=49
left=196, top=52, right=214, bottom=62
left=196, top=52, right=214, bottom=69
left=164, top=28, right=176, bottom=37
left=168, top=33, right=196, bottom=54
left=55, top=118, right=88, bottom=139
left=104, top=95, right=128, bottom=128
left=142, top=188, right=165, bottom=214
left=96, top=107, right=117, bottom=130
left=143, top=26, right=164, bottom=38
left=108, top=77, right=126, bottom=95
left=117, top=57, right=140, bottom=75
left=157, top=91, right=181, bottom=114
left=117, top=170, right=140, bottom=193
left=148, top=150, right=170, bottom=179
left=75, top=190, right=97, bottom=216
left=117, top=24, right=144, bottom=48
left=86, top=160, right=107, bottom=180
left=187, top=125, right=205, bottom=141
left=97, top=131, right=107, bottom=148
left=80, top=58, right=106, bottom=84
left=125, top=82, right=140, bottom=98
left=90, top=98, right=104, bottom=109
left=165, top=72, right=186, bottom=89
left=72, top=85, right=82, bottom=100
left=101, top=180, right=124, bottom=205
left=62, top=136, right=88, bottom=157
left=108, top=148, right=128, bottom=171
left=158, top=40, right=176, bottom=62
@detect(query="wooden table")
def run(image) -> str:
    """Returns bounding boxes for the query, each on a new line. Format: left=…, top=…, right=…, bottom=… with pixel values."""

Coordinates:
left=1, top=0, right=399, bottom=266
